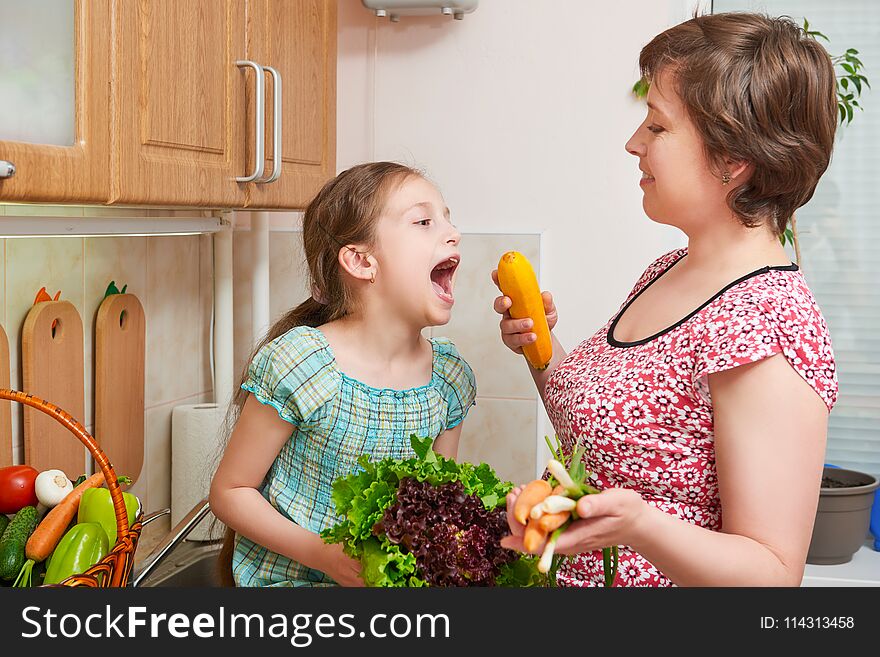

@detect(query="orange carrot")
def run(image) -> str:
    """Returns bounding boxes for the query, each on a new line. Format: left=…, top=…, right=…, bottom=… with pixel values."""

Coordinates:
left=25, top=471, right=109, bottom=562
left=514, top=479, right=552, bottom=525
left=523, top=518, right=548, bottom=553
left=537, top=510, right=569, bottom=533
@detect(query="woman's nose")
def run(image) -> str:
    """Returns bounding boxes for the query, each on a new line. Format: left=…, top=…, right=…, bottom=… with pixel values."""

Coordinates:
left=625, top=128, right=645, bottom=157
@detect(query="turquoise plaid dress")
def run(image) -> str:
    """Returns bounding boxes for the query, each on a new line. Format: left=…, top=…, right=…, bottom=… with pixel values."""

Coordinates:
left=232, top=325, right=477, bottom=587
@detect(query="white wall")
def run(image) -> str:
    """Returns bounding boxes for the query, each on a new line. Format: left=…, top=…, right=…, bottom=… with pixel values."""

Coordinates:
left=336, top=0, right=698, bottom=455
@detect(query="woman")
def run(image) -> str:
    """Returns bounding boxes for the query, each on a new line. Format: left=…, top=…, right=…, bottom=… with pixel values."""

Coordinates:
left=496, top=12, right=839, bottom=586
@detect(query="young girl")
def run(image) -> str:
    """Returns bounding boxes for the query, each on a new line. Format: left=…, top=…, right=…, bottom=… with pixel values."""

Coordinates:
left=209, top=161, right=476, bottom=587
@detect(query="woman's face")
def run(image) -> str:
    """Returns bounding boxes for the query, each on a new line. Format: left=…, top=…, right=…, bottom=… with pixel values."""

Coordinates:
left=625, top=69, right=731, bottom=233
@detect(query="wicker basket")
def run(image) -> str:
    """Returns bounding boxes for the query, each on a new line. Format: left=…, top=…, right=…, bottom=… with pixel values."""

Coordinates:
left=0, top=389, right=142, bottom=587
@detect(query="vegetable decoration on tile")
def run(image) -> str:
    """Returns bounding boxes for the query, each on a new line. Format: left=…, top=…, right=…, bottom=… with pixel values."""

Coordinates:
left=33, top=287, right=61, bottom=304
left=102, top=280, right=128, bottom=299
left=32, top=287, right=62, bottom=332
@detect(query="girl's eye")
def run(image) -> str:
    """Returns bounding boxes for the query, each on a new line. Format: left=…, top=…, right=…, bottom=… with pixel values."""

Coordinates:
left=415, top=218, right=432, bottom=226
left=647, top=124, right=665, bottom=134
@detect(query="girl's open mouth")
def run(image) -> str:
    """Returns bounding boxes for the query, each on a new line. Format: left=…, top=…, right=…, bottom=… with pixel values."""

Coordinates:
left=430, top=256, right=459, bottom=304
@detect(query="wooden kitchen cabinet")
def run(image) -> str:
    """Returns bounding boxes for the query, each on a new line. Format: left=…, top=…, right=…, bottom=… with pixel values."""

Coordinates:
left=112, top=0, right=249, bottom=207
left=0, top=0, right=111, bottom=204
left=113, top=0, right=336, bottom=209
left=245, top=0, right=337, bottom=209
left=1, top=0, right=336, bottom=210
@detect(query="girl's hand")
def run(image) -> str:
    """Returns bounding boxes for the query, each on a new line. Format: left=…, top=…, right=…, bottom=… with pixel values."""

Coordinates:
left=501, top=488, right=648, bottom=555
left=490, top=270, right=558, bottom=355
left=320, top=543, right=365, bottom=587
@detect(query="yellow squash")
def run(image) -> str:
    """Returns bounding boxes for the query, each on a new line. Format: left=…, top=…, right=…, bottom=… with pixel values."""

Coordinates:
left=497, top=251, right=552, bottom=370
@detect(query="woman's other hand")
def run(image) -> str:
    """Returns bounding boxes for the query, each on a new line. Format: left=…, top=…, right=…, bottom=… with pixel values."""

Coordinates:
left=501, top=487, right=649, bottom=555
left=320, top=543, right=365, bottom=587
left=491, top=269, right=558, bottom=354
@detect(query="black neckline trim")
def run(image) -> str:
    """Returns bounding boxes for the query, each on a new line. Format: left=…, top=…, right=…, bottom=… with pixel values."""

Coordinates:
left=606, top=251, right=799, bottom=349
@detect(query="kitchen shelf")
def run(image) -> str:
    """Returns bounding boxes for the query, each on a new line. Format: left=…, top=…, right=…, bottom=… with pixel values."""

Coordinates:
left=0, top=206, right=230, bottom=237
left=801, top=540, right=880, bottom=586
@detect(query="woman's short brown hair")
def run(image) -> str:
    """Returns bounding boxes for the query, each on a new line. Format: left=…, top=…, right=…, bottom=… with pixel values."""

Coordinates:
left=639, top=12, right=838, bottom=235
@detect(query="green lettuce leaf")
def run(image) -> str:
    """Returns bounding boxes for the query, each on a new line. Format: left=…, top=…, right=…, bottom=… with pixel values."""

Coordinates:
left=320, top=434, right=546, bottom=587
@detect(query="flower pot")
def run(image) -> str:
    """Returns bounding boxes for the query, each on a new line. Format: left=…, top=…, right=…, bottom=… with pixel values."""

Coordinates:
left=806, top=466, right=880, bottom=565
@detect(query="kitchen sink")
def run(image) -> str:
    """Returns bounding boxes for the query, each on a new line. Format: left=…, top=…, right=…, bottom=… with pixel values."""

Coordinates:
left=131, top=498, right=229, bottom=587
left=136, top=539, right=224, bottom=587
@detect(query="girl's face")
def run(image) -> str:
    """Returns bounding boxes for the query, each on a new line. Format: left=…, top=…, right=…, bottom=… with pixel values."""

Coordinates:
left=625, top=69, right=733, bottom=233
left=371, top=175, right=461, bottom=327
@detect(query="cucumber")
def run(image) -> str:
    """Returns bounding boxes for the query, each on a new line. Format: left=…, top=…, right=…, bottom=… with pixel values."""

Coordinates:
left=0, top=506, right=38, bottom=580
left=0, top=515, right=8, bottom=538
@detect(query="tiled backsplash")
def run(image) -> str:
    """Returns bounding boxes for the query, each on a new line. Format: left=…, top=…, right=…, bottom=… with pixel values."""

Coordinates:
left=0, top=231, right=214, bottom=533
left=0, top=226, right=542, bottom=540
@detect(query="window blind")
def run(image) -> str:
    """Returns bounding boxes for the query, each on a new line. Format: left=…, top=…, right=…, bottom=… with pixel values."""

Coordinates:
left=713, top=0, right=880, bottom=476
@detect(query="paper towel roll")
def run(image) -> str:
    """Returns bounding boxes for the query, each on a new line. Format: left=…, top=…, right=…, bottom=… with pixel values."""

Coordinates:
left=171, top=403, right=227, bottom=541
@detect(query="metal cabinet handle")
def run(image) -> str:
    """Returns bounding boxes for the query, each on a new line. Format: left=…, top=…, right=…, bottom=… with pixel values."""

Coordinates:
left=257, top=66, right=282, bottom=184
left=235, top=60, right=265, bottom=183
left=0, top=160, right=15, bottom=178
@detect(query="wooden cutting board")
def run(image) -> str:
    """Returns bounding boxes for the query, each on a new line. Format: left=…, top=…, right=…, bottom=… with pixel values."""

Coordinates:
left=22, top=301, right=87, bottom=478
left=0, top=323, right=11, bottom=468
left=95, top=293, right=145, bottom=485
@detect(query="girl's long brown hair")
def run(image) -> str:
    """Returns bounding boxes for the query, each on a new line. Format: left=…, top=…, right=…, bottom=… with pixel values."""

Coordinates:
left=214, top=161, right=422, bottom=586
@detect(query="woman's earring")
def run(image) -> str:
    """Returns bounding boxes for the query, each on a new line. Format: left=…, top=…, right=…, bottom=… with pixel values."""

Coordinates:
left=721, top=171, right=731, bottom=185
left=370, top=271, right=375, bottom=284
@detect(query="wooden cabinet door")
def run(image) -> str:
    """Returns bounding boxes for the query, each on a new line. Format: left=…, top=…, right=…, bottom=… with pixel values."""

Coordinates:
left=244, top=0, right=336, bottom=210
left=112, top=0, right=249, bottom=207
left=0, top=0, right=110, bottom=204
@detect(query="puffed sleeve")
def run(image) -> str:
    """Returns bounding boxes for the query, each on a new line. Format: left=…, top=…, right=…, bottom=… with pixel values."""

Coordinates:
left=692, top=275, right=838, bottom=411
left=431, top=338, right=477, bottom=430
left=241, top=326, right=339, bottom=427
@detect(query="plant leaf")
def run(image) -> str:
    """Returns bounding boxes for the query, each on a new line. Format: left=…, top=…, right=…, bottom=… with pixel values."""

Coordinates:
left=632, top=77, right=650, bottom=100
left=410, top=434, right=433, bottom=460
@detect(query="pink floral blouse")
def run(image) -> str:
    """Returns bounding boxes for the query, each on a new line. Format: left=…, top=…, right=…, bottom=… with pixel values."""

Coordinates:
left=544, top=248, right=838, bottom=587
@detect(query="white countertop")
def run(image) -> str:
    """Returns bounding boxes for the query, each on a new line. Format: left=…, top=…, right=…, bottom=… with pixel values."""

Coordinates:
left=801, top=540, right=880, bottom=586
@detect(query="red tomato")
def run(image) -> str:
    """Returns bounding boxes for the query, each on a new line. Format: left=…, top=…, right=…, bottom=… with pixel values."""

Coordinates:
left=0, top=465, right=40, bottom=514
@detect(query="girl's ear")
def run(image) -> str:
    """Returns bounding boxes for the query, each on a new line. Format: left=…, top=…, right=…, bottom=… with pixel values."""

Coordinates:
left=338, top=245, right=377, bottom=283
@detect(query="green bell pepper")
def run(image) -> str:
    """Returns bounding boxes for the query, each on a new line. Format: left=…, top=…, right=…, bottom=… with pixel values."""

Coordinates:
left=76, top=487, right=139, bottom=550
left=43, top=522, right=108, bottom=585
